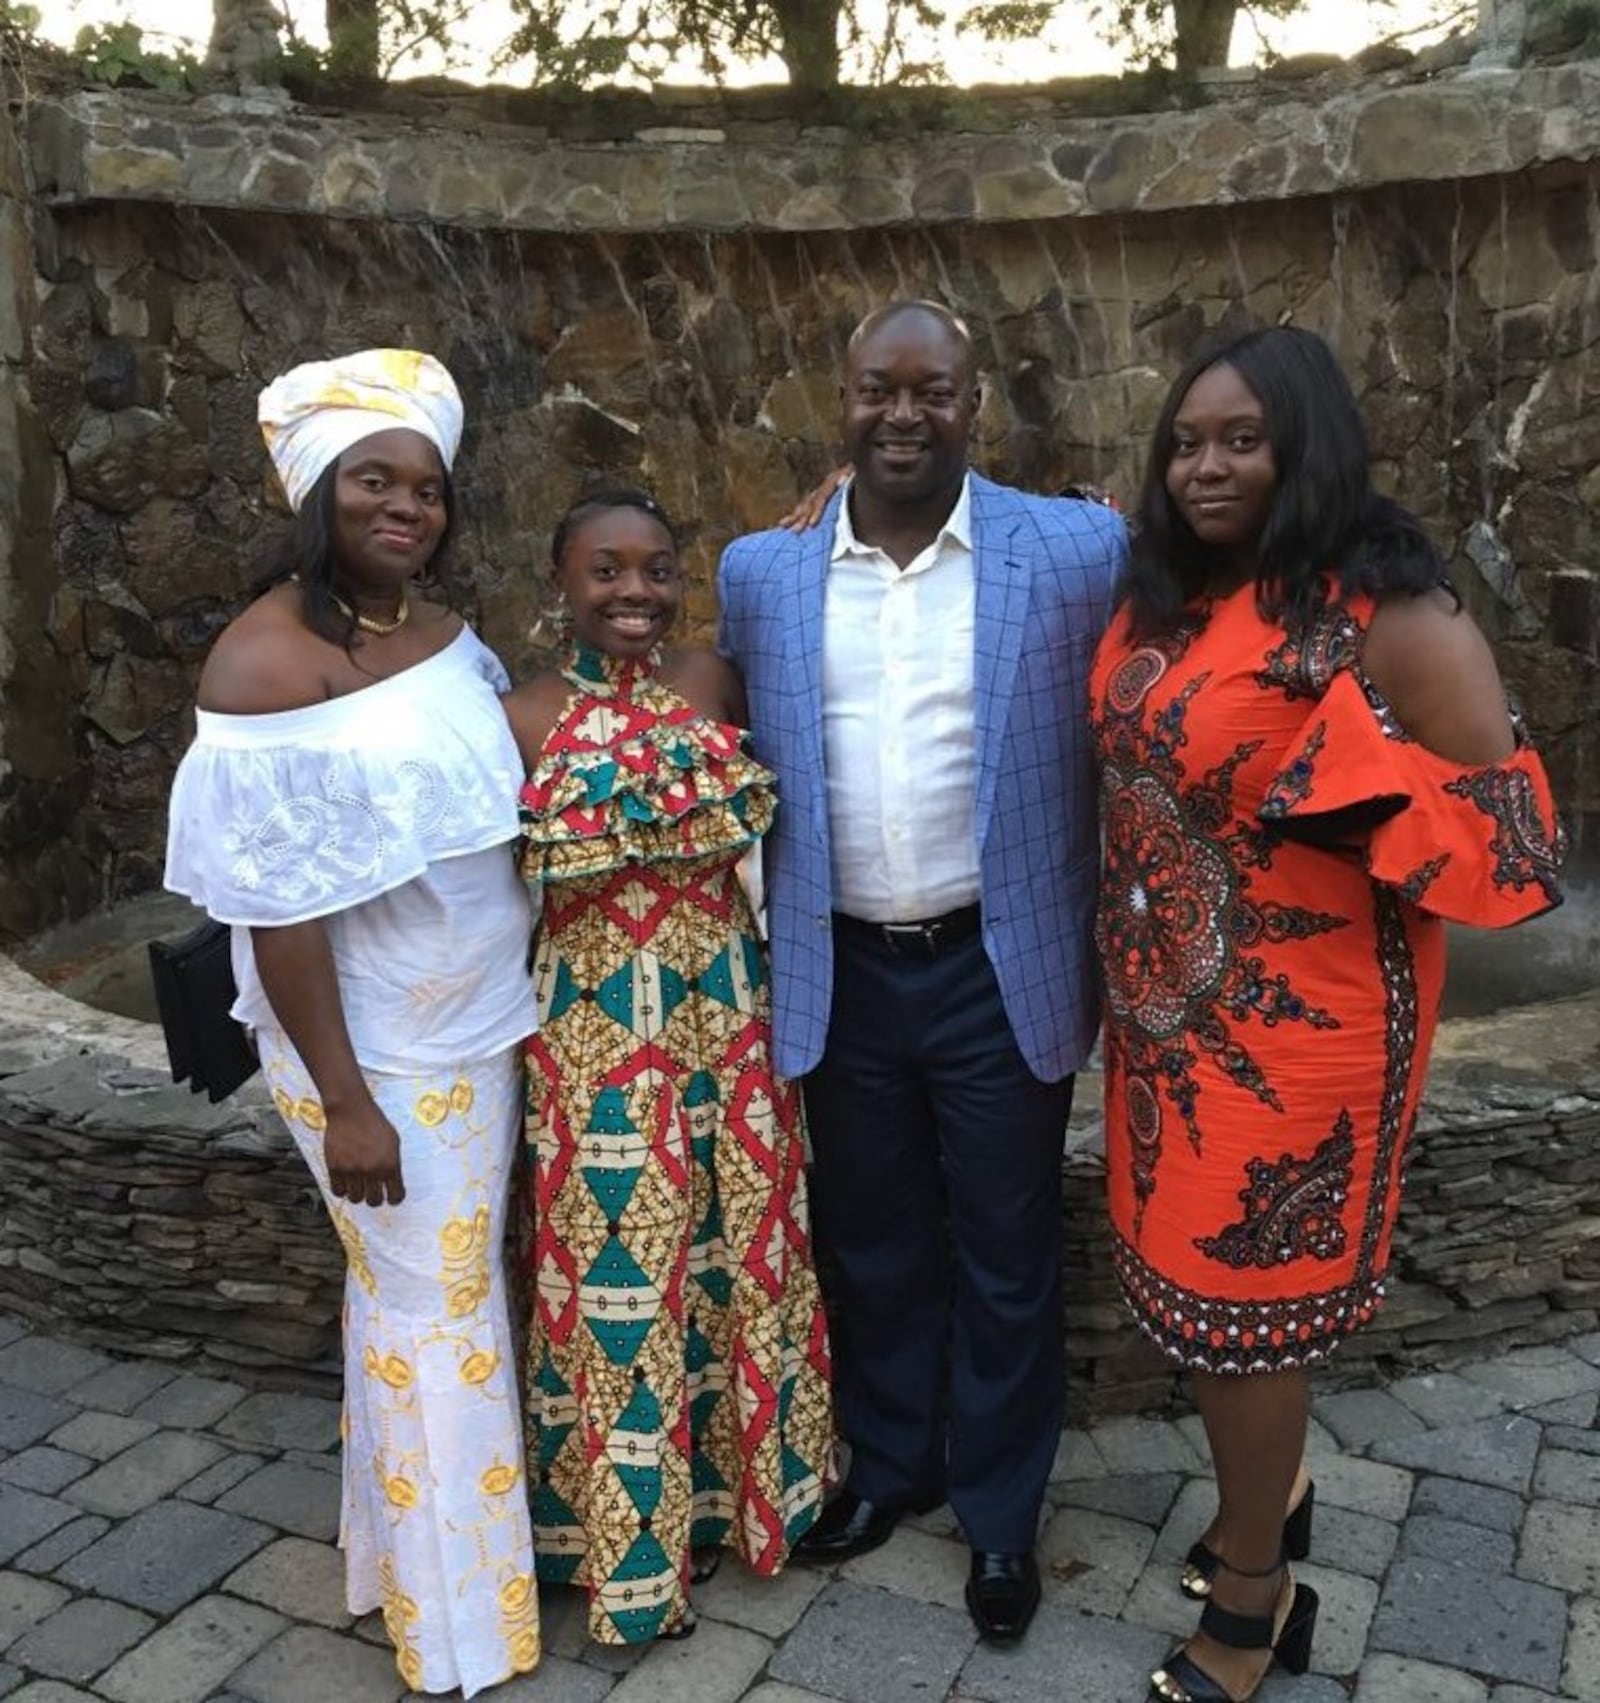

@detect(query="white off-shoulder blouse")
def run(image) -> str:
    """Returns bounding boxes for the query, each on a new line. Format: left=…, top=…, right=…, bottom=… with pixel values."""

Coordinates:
left=165, top=625, right=535, bottom=1072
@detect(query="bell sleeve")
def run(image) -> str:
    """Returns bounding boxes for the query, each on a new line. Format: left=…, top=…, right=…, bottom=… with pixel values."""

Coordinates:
left=1258, top=667, right=1565, bottom=927
left=165, top=712, right=522, bottom=928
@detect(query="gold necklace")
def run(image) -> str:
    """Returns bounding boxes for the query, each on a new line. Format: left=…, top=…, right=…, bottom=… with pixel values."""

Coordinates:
left=330, top=588, right=410, bottom=637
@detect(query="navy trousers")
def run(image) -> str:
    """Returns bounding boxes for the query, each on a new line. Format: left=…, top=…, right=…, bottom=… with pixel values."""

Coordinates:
left=803, top=919, right=1074, bottom=1554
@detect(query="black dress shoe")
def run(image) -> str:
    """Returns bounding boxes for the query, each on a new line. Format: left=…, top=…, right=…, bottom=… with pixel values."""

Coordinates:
left=794, top=1489, right=903, bottom=1562
left=966, top=1550, right=1041, bottom=1645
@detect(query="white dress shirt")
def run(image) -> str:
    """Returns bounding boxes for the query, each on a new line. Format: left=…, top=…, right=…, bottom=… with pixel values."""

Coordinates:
left=823, top=477, right=980, bottom=923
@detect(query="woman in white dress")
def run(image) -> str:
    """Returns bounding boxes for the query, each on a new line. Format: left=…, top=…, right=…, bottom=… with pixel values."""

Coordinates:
left=165, top=350, right=540, bottom=1697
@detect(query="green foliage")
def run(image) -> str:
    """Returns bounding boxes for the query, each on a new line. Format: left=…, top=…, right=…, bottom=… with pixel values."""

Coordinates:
left=0, top=0, right=40, bottom=37
left=71, top=20, right=201, bottom=91
left=963, top=2, right=1057, bottom=43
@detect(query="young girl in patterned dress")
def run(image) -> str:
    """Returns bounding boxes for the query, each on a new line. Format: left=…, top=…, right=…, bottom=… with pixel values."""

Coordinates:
left=502, top=488, right=832, bottom=1647
left=1092, top=327, right=1564, bottom=1703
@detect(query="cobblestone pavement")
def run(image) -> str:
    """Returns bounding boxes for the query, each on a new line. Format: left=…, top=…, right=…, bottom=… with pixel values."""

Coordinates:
left=3, top=1310, right=1600, bottom=1702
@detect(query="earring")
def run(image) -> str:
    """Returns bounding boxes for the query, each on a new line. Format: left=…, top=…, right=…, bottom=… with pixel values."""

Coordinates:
left=531, top=591, right=573, bottom=650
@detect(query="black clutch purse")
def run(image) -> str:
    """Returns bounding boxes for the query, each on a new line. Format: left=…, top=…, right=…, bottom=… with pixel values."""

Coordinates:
left=147, top=918, right=259, bottom=1102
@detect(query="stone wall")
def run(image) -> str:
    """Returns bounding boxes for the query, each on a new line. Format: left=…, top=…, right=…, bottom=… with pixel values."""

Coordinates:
left=1, top=982, right=1595, bottom=1416
left=2, top=62, right=1598, bottom=937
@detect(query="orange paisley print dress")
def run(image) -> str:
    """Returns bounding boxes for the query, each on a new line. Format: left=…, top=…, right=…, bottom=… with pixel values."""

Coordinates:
left=1090, top=585, right=1564, bottom=1373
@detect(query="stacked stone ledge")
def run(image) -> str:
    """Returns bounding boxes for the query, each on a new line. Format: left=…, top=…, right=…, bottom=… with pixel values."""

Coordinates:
left=21, top=61, right=1600, bottom=234
left=2, top=961, right=1595, bottom=1417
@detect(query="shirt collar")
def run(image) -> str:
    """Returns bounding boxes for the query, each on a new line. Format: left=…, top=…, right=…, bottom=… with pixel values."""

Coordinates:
left=831, top=472, right=973, bottom=563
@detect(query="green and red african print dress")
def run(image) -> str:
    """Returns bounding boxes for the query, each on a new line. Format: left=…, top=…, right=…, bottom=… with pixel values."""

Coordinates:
left=1091, top=585, right=1564, bottom=1375
left=518, top=644, right=831, bottom=1644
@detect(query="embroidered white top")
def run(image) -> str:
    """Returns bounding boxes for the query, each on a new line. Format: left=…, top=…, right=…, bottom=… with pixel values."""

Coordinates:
left=164, top=625, right=534, bottom=1072
left=823, top=476, right=981, bottom=923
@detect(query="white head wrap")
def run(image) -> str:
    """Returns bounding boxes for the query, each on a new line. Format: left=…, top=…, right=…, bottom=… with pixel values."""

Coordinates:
left=257, top=349, right=464, bottom=512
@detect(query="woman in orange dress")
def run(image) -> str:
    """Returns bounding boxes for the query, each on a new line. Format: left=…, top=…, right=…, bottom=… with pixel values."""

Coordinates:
left=1090, top=327, right=1564, bottom=1703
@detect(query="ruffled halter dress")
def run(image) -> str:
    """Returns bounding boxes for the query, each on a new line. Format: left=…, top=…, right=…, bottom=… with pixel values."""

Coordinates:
left=516, top=643, right=832, bottom=1644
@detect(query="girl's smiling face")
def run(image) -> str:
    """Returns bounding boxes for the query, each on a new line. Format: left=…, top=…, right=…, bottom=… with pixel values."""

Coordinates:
left=557, top=504, right=682, bottom=658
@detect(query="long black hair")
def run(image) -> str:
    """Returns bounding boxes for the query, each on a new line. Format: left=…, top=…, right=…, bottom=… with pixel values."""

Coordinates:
left=1121, top=325, right=1450, bottom=639
left=253, top=456, right=459, bottom=650
left=550, top=485, right=678, bottom=572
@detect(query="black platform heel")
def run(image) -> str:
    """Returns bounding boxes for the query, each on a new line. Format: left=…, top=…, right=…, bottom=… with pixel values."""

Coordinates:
left=1151, top=1561, right=1320, bottom=1703
left=1180, top=1480, right=1315, bottom=1601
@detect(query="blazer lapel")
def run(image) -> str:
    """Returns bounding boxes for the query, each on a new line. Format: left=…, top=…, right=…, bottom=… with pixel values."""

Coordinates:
left=970, top=475, right=1028, bottom=850
left=782, top=489, right=841, bottom=781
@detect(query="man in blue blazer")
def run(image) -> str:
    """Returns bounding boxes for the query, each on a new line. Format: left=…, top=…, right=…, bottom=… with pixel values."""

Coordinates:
left=717, top=301, right=1124, bottom=1645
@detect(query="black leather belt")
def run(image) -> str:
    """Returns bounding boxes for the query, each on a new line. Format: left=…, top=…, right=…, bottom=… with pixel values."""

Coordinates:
left=834, top=904, right=982, bottom=960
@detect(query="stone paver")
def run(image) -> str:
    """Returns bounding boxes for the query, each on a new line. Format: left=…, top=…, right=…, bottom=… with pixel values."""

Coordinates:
left=1302, top=1453, right=1414, bottom=1521
left=45, top=1413, right=157, bottom=1464
left=1528, top=1392, right=1599, bottom=1427
left=57, top=1500, right=273, bottom=1614
left=1122, top=1555, right=1206, bottom=1642
left=696, top=1557, right=826, bottom=1640
left=1315, top=1387, right=1429, bottom=1450
left=606, top=1619, right=770, bottom=1703
left=1150, top=1477, right=1217, bottom=1563
left=839, top=1523, right=968, bottom=1611
left=223, top=1537, right=354, bottom=1629
left=1532, top=1447, right=1600, bottom=1507
left=1460, top=1347, right=1600, bottom=1410
left=227, top=1626, right=403, bottom=1703
left=63, top=1432, right=225, bottom=1518
left=0, top=1451, right=89, bottom=1496
left=129, top=1375, right=246, bottom=1432
left=1548, top=1423, right=1600, bottom=1459
left=11, top=1520, right=108, bottom=1577
left=1411, top=1475, right=1527, bottom=1535
left=0, top=1341, right=110, bottom=1399
left=7, top=1598, right=154, bottom=1685
left=436, top=1655, right=613, bottom=1702
left=1047, top=1427, right=1105, bottom=1482
left=215, top=1459, right=341, bottom=1541
left=1296, top=1561, right=1380, bottom=1677
left=1518, top=1500, right=1600, bottom=1595
left=0, top=1489, right=76, bottom=1568
left=217, top=1393, right=341, bottom=1453
left=1051, top=1470, right=1183, bottom=1527
left=960, top=1603, right=1167, bottom=1703
left=1353, top=1651, right=1489, bottom=1702
left=0, top=1392, right=76, bottom=1455
left=1092, top=1415, right=1204, bottom=1476
left=1372, top=1557, right=1568, bottom=1690
left=769, top=1582, right=974, bottom=1703
left=175, top=1452, right=264, bottom=1506
left=1373, top=1415, right=1542, bottom=1495
left=96, top=1596, right=287, bottom=1703
left=0, top=1573, right=70, bottom=1649
left=1565, top=1596, right=1600, bottom=1702
left=59, top=1363, right=175, bottom=1419
left=1389, top=1371, right=1512, bottom=1428
left=1308, top=1502, right=1399, bottom=1580
left=1037, top=1505, right=1154, bottom=1617
left=1401, top=1513, right=1517, bottom=1573
left=7, top=1308, right=1600, bottom=1702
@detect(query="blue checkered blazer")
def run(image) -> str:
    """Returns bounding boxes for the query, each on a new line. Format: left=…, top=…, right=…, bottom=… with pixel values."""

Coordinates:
left=718, top=474, right=1125, bottom=1083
